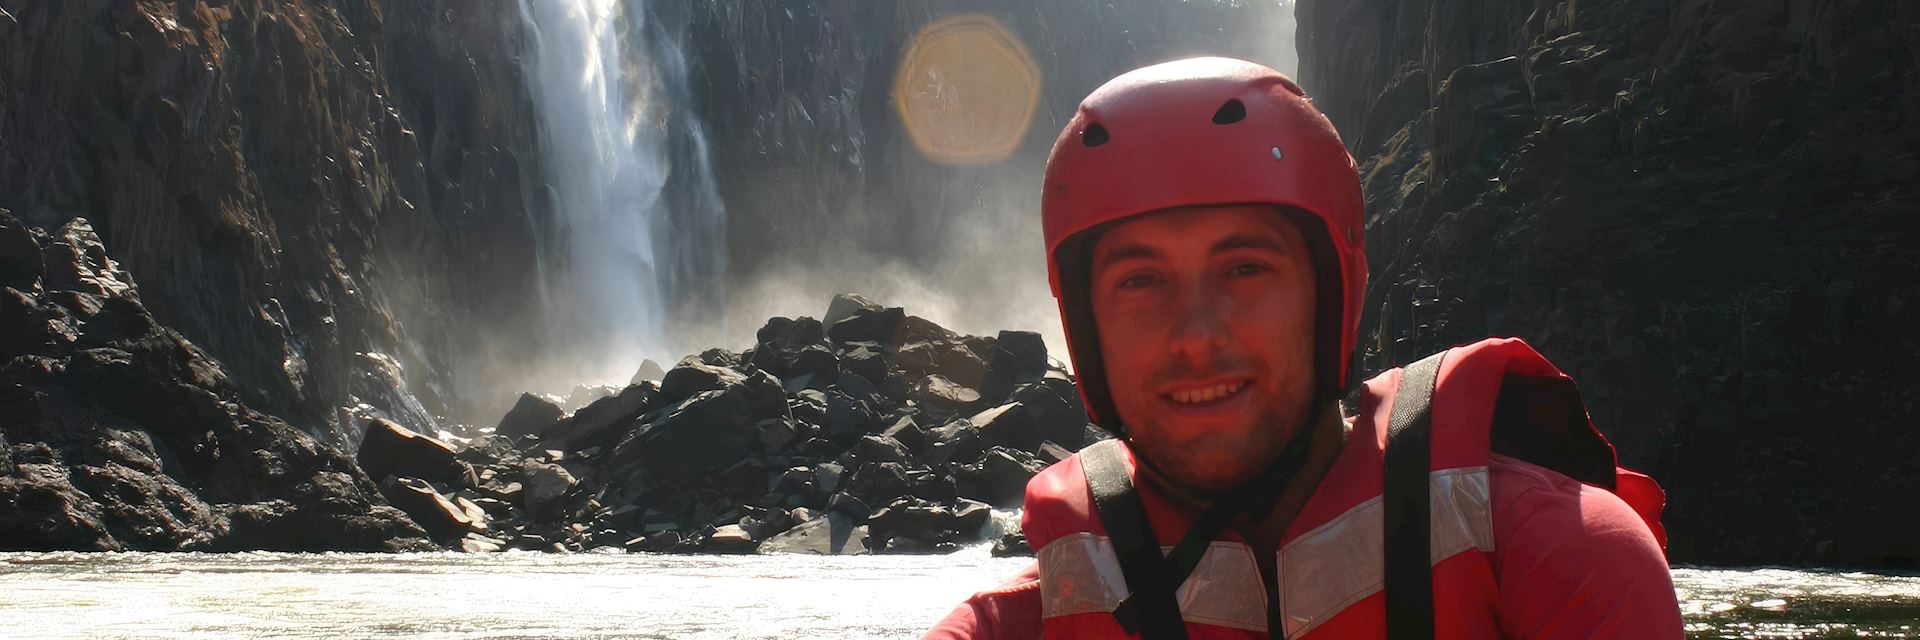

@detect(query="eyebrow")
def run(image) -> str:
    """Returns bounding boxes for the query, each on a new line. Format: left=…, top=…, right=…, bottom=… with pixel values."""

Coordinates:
left=1210, top=232, right=1289, bottom=255
left=1094, top=232, right=1288, bottom=272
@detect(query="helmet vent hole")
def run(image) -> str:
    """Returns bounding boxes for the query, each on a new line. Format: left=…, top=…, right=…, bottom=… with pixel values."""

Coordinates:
left=1082, top=123, right=1110, bottom=147
left=1212, top=99, right=1247, bottom=124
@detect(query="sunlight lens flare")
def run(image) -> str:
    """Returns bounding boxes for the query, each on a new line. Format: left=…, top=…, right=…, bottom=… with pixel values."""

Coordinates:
left=892, top=14, right=1042, bottom=165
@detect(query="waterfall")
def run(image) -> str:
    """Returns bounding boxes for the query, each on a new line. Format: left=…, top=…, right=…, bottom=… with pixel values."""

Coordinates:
left=514, top=0, right=727, bottom=386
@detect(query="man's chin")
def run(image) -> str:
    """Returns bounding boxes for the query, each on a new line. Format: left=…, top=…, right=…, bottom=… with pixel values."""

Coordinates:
left=1139, top=439, right=1276, bottom=497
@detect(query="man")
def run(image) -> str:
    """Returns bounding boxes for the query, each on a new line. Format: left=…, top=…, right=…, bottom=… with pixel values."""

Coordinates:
left=925, top=58, right=1682, bottom=639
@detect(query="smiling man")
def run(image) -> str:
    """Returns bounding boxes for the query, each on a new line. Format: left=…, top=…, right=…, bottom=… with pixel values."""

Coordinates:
left=925, top=58, right=1683, bottom=639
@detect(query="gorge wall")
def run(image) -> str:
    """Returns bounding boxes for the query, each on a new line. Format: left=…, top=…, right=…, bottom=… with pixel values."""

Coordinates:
left=1296, top=0, right=1920, bottom=565
left=0, top=0, right=552, bottom=444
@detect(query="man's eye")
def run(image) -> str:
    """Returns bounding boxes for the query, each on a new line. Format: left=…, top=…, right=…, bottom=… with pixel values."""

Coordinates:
left=1118, top=274, right=1159, bottom=289
left=1228, top=263, right=1270, bottom=277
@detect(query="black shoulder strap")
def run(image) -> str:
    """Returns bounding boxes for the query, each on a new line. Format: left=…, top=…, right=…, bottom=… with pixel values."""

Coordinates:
left=1384, top=351, right=1445, bottom=640
left=1081, top=439, right=1189, bottom=639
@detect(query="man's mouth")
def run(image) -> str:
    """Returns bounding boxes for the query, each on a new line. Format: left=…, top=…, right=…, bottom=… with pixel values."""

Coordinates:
left=1163, top=379, right=1251, bottom=406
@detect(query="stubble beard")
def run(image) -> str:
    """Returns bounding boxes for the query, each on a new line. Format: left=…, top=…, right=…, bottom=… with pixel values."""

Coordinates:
left=1129, top=394, right=1315, bottom=498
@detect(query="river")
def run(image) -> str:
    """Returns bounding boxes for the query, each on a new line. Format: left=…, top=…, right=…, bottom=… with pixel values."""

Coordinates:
left=0, top=550, right=1914, bottom=639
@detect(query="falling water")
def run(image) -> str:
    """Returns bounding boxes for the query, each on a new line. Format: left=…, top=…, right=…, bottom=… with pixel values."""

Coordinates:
left=514, top=0, right=727, bottom=386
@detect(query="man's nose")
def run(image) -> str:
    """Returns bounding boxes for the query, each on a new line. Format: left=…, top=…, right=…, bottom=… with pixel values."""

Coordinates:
left=1167, top=286, right=1232, bottom=363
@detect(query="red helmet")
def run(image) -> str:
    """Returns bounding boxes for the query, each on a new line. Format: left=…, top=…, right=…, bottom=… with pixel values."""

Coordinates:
left=1042, top=57, right=1367, bottom=430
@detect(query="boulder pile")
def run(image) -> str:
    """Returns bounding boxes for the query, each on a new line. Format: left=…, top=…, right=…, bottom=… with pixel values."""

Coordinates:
left=373, top=293, right=1104, bottom=554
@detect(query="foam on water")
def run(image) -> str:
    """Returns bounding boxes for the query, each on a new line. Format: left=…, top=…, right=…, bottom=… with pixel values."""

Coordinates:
left=1, top=553, right=1915, bottom=639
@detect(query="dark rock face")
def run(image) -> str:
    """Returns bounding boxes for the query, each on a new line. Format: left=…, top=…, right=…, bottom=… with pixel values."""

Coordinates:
left=1298, top=0, right=1920, bottom=566
left=0, top=0, right=550, bottom=441
left=0, top=213, right=431, bottom=552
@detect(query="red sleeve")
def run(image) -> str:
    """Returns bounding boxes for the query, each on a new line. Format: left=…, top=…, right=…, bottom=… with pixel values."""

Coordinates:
left=922, top=562, right=1044, bottom=640
left=1489, top=454, right=1684, bottom=640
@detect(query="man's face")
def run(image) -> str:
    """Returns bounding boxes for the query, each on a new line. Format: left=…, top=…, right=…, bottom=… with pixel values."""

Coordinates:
left=1089, top=204, right=1318, bottom=495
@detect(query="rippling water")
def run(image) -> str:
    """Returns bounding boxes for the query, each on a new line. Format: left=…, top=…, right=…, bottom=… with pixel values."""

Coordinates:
left=0, top=551, right=1914, bottom=639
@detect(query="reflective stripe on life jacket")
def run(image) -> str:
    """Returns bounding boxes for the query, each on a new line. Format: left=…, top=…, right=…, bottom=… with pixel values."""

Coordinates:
left=1036, top=465, right=1495, bottom=635
left=1023, top=337, right=1665, bottom=639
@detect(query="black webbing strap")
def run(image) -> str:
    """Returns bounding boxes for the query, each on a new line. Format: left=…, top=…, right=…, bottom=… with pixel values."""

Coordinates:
left=1159, top=432, right=1310, bottom=594
left=1082, top=439, right=1188, bottom=639
left=1383, top=352, right=1445, bottom=640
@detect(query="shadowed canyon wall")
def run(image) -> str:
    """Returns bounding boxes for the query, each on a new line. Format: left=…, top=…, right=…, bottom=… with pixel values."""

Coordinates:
left=1298, top=0, right=1920, bottom=565
left=0, top=0, right=552, bottom=444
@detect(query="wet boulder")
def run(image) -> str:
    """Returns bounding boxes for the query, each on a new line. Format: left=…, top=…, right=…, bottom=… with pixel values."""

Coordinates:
left=740, top=505, right=797, bottom=540
left=755, top=417, right=801, bottom=454
left=828, top=306, right=906, bottom=347
left=705, top=524, right=757, bottom=553
left=970, top=402, right=1042, bottom=453
left=357, top=418, right=475, bottom=488
left=659, top=358, right=747, bottom=403
left=1007, top=379, right=1093, bottom=446
left=617, top=370, right=788, bottom=486
left=380, top=476, right=475, bottom=542
left=546, top=382, right=656, bottom=451
left=896, top=340, right=990, bottom=390
left=521, top=460, right=577, bottom=521
left=756, top=316, right=828, bottom=351
left=823, top=293, right=883, bottom=329
left=909, top=374, right=982, bottom=416
left=789, top=389, right=828, bottom=427
left=866, top=497, right=994, bottom=553
left=750, top=317, right=838, bottom=384
left=845, top=461, right=912, bottom=506
left=926, top=419, right=984, bottom=467
left=495, top=392, right=565, bottom=439
left=845, top=434, right=912, bottom=467
left=992, top=530, right=1033, bottom=557
left=898, top=315, right=959, bottom=345
left=822, top=390, right=882, bottom=443
left=695, top=348, right=741, bottom=368
left=906, top=467, right=958, bottom=502
left=879, top=416, right=927, bottom=452
left=836, top=341, right=889, bottom=386
left=810, top=463, right=847, bottom=500
left=462, top=533, right=505, bottom=553
left=959, top=447, right=1046, bottom=507
left=455, top=434, right=517, bottom=468
left=755, top=511, right=869, bottom=555
left=983, top=330, right=1050, bottom=399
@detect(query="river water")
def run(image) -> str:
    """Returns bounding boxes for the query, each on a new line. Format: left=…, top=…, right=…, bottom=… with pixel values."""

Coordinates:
left=0, top=550, right=1914, bottom=639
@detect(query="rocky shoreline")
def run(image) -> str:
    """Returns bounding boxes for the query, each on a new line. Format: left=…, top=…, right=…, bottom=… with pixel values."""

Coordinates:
left=2, top=209, right=1077, bottom=554
left=360, top=291, right=1091, bottom=555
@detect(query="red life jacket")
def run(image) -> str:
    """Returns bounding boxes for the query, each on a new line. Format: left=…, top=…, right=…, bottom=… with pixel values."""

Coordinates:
left=1022, top=338, right=1667, bottom=639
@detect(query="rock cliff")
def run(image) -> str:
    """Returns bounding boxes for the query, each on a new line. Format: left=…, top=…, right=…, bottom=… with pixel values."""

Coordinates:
left=1297, top=0, right=1920, bottom=566
left=0, top=0, right=551, bottom=443
left=0, top=211, right=431, bottom=551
